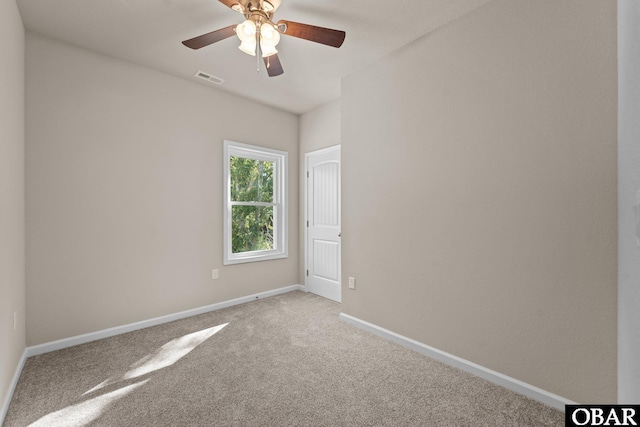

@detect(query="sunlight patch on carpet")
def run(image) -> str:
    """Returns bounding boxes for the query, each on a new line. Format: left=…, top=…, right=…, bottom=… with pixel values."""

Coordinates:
left=84, top=323, right=228, bottom=395
left=28, top=380, right=149, bottom=427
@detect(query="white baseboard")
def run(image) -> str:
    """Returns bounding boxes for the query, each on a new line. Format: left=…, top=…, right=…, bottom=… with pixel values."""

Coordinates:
left=26, top=284, right=305, bottom=357
left=1, top=348, right=27, bottom=425
left=339, top=312, right=575, bottom=411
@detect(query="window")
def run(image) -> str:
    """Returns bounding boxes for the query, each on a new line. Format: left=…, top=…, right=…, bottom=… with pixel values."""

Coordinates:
left=223, top=140, right=288, bottom=265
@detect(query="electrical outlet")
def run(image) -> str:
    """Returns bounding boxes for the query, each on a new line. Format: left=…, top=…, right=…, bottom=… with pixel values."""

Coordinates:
left=13, top=311, right=17, bottom=331
left=212, top=269, right=219, bottom=280
left=348, top=277, right=356, bottom=290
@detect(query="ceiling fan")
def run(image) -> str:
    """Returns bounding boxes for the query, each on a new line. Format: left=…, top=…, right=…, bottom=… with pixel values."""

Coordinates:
left=182, top=0, right=346, bottom=77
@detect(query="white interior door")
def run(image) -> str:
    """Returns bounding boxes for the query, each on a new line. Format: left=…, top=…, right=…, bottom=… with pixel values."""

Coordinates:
left=306, top=146, right=341, bottom=302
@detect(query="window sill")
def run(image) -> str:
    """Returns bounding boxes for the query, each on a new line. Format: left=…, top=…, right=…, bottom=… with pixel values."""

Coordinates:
left=223, top=251, right=288, bottom=265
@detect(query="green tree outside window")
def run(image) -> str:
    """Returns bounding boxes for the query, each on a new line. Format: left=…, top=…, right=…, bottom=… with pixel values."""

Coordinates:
left=230, top=156, right=274, bottom=253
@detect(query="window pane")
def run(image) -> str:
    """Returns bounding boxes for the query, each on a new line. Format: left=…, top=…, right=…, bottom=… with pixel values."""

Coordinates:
left=230, top=156, right=274, bottom=202
left=231, top=205, right=274, bottom=253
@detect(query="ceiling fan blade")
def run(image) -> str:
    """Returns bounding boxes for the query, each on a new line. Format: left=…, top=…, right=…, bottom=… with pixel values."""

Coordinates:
left=218, top=0, right=243, bottom=11
left=277, top=20, right=345, bottom=48
left=182, top=25, right=237, bottom=50
left=263, top=54, right=284, bottom=77
left=264, top=0, right=281, bottom=13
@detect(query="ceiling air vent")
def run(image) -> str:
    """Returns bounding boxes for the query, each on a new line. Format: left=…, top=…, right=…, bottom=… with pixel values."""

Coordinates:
left=194, top=70, right=224, bottom=85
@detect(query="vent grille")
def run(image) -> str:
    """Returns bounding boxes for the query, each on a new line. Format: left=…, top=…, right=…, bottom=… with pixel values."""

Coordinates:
left=194, top=70, right=224, bottom=85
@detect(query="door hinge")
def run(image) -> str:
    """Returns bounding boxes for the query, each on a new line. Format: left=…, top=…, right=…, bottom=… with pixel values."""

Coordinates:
left=306, top=270, right=309, bottom=276
left=307, top=171, right=309, bottom=178
left=307, top=220, right=309, bottom=227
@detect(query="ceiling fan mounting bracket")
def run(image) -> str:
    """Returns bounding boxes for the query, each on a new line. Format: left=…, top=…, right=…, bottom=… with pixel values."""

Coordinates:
left=233, top=0, right=279, bottom=17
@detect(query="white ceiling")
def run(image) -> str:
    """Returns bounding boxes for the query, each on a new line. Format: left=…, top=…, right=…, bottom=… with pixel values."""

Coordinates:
left=17, top=0, right=492, bottom=114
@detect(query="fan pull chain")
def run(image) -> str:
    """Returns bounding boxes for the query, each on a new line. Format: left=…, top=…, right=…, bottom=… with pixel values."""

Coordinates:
left=256, top=29, right=260, bottom=73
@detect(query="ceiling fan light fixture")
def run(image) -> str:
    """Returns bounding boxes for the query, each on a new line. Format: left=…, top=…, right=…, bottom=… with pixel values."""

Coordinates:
left=259, top=22, right=280, bottom=57
left=236, top=20, right=256, bottom=43
left=236, top=20, right=258, bottom=56
left=239, top=40, right=257, bottom=56
left=260, top=24, right=279, bottom=57
left=260, top=23, right=279, bottom=43
left=260, top=42, right=277, bottom=57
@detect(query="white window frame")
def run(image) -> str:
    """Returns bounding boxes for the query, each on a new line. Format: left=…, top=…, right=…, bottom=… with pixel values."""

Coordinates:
left=223, top=140, right=288, bottom=265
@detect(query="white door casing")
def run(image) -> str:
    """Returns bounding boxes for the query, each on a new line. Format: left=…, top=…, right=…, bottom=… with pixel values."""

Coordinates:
left=305, top=146, right=341, bottom=302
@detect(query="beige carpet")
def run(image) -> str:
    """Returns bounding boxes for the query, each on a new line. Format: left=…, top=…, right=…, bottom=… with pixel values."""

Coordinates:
left=4, top=291, right=563, bottom=426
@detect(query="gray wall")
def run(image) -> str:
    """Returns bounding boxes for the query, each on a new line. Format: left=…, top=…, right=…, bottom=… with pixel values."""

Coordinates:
left=341, top=0, right=617, bottom=403
left=25, top=34, right=299, bottom=346
left=300, top=99, right=341, bottom=154
left=618, top=0, right=640, bottom=404
left=0, top=0, right=25, bottom=413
